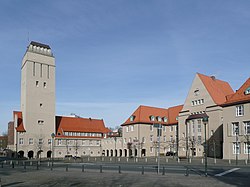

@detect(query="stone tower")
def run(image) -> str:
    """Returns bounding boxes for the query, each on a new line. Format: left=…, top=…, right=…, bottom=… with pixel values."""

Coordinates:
left=20, top=41, right=55, bottom=158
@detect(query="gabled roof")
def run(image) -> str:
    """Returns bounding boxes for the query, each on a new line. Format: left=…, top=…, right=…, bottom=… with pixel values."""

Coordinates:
left=222, top=77, right=250, bottom=106
left=56, top=116, right=111, bottom=137
left=168, top=105, right=183, bottom=125
left=198, top=73, right=234, bottom=105
left=122, top=105, right=183, bottom=126
left=13, top=111, right=26, bottom=132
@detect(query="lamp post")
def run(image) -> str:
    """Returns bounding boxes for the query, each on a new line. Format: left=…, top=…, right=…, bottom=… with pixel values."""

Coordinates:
left=153, top=123, right=162, bottom=174
left=202, top=115, right=209, bottom=177
left=51, top=133, right=55, bottom=169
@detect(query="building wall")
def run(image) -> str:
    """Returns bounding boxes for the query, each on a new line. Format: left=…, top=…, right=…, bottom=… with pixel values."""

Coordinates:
left=223, top=102, right=250, bottom=160
left=17, top=43, right=56, bottom=158
left=178, top=75, right=223, bottom=158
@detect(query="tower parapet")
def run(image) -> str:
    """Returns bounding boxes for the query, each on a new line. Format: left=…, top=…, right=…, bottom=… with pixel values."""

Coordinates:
left=27, top=41, right=53, bottom=57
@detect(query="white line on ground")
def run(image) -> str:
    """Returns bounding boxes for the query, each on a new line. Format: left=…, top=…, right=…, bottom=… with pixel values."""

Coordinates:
left=215, top=168, right=240, bottom=177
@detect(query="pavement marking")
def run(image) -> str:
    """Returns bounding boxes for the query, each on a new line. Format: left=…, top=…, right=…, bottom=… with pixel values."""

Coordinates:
left=215, top=168, right=240, bottom=177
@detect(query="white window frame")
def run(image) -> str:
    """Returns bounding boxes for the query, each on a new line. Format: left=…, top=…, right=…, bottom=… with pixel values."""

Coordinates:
left=233, top=142, right=240, bottom=154
left=236, top=105, right=244, bottom=116
left=29, top=138, right=33, bottom=145
left=19, top=138, right=24, bottom=145
left=244, top=142, right=250, bottom=154
left=232, top=122, right=239, bottom=136
left=150, top=135, right=153, bottom=142
left=244, top=121, right=250, bottom=135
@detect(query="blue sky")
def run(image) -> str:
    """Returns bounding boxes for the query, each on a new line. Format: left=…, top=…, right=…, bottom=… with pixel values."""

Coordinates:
left=0, top=0, right=250, bottom=134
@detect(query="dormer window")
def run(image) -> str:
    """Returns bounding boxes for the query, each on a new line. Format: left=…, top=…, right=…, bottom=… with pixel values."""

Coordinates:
left=150, top=115, right=155, bottom=121
left=163, top=117, right=168, bottom=123
left=157, top=116, right=162, bottom=122
left=245, top=87, right=250, bottom=95
left=130, top=115, right=135, bottom=122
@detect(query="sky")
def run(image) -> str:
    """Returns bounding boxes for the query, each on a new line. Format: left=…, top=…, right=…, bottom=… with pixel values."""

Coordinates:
left=0, top=0, right=250, bottom=134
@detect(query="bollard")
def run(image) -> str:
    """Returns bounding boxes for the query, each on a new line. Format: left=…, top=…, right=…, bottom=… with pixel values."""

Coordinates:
left=88, top=157, right=90, bottom=162
left=142, top=166, right=144, bottom=175
left=135, top=158, right=138, bottom=162
left=100, top=165, right=103, bottom=173
left=66, top=165, right=68, bottom=172
left=229, top=159, right=231, bottom=165
left=162, top=167, right=165, bottom=175
left=30, top=161, right=32, bottom=166
left=118, top=165, right=121, bottom=174
left=156, top=158, right=157, bottom=163
left=166, top=158, right=168, bottom=163
left=189, top=158, right=192, bottom=163
left=110, top=157, right=112, bottom=162
left=185, top=167, right=189, bottom=176
left=145, top=158, right=147, bottom=163
left=118, top=157, right=120, bottom=162
left=102, top=157, right=104, bottom=162
left=214, top=158, right=217, bottom=164
left=47, top=162, right=50, bottom=167
left=245, top=160, right=248, bottom=165
left=95, top=158, right=97, bottom=161
left=82, top=165, right=85, bottom=172
left=201, top=158, right=204, bottom=164
left=178, top=158, right=180, bottom=163
left=126, top=158, right=128, bottom=162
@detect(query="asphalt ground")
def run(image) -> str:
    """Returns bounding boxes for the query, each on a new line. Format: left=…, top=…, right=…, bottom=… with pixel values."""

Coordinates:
left=0, top=168, right=236, bottom=187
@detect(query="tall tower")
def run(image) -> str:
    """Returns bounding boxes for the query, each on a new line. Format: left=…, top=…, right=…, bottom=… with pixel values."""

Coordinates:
left=20, top=41, right=55, bottom=157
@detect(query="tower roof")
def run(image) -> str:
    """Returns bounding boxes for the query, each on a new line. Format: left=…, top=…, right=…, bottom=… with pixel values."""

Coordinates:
left=30, top=41, right=51, bottom=49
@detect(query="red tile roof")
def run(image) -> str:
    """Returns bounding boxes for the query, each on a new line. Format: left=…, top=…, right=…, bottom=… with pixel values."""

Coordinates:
left=198, top=73, right=234, bottom=105
left=222, top=77, right=250, bottom=106
left=56, top=116, right=111, bottom=138
left=13, top=111, right=26, bottom=132
left=122, top=105, right=183, bottom=126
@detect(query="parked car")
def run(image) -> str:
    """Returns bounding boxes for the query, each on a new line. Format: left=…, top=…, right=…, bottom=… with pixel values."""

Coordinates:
left=166, top=151, right=175, bottom=156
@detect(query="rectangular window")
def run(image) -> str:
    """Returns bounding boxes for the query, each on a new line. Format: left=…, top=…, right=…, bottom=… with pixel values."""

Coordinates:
left=39, top=138, right=43, bottom=145
left=36, top=81, right=39, bottom=87
left=197, top=136, right=202, bottom=145
left=29, top=138, right=33, bottom=145
left=236, top=105, right=244, bottom=116
left=48, top=139, right=51, bottom=145
left=170, top=135, right=173, bottom=142
left=38, top=120, right=44, bottom=125
left=150, top=147, right=153, bottom=153
left=197, top=124, right=201, bottom=133
left=40, top=64, right=42, bottom=77
left=244, top=121, right=250, bottom=135
left=19, top=138, right=24, bottom=145
left=142, top=137, right=145, bottom=143
left=126, top=126, right=129, bottom=132
left=163, top=136, right=166, bottom=142
left=244, top=142, right=250, bottom=154
left=150, top=125, right=153, bottom=131
left=47, top=65, right=49, bottom=79
left=232, top=122, right=239, bottom=136
left=170, top=126, right=174, bottom=132
left=57, top=139, right=62, bottom=145
left=130, top=125, right=134, bottom=132
left=150, top=135, right=153, bottom=142
left=233, top=142, right=240, bottom=154
left=33, top=62, right=35, bottom=76
left=44, top=82, right=47, bottom=88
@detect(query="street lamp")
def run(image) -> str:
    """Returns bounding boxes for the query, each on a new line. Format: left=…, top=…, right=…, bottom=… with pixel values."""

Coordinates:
left=51, top=133, right=55, bottom=169
left=202, top=115, right=209, bottom=177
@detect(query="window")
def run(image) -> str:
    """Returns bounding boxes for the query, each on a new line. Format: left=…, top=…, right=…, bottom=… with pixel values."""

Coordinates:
left=40, top=64, right=42, bottom=77
left=19, top=138, right=24, bottom=145
left=150, top=135, right=153, bottom=142
left=126, top=126, right=129, bottom=132
left=170, top=135, right=173, bottom=142
left=38, top=120, right=44, bottom=125
left=150, top=115, right=155, bottom=121
left=211, top=130, right=214, bottom=136
left=47, top=65, right=50, bottom=79
left=48, top=139, right=51, bottom=145
left=236, top=105, right=244, bottom=116
left=157, top=116, right=162, bottom=122
left=39, top=139, right=43, bottom=145
left=197, top=136, right=202, bottom=145
left=124, top=138, right=126, bottom=143
left=130, top=125, right=134, bottom=132
left=130, top=115, right=135, bottom=122
left=244, top=142, right=250, bottom=154
left=57, top=139, right=62, bottom=145
left=40, top=103, right=43, bottom=108
left=33, top=62, right=35, bottom=76
left=82, top=140, right=86, bottom=145
left=197, top=120, right=201, bottom=133
left=194, top=89, right=199, bottom=96
left=232, top=122, right=239, bottom=136
left=150, top=147, right=153, bottom=153
left=29, top=138, right=33, bottom=145
left=163, top=136, right=166, bottom=142
left=245, top=87, right=250, bottom=95
left=233, top=142, right=240, bottom=154
left=142, top=137, right=145, bottom=143
left=170, top=126, right=174, bottom=132
left=43, top=82, right=47, bottom=88
left=36, top=81, right=39, bottom=87
left=163, top=117, right=168, bottom=123
left=244, top=121, right=250, bottom=135
left=163, top=126, right=166, bottom=132
left=150, top=125, right=153, bottom=131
